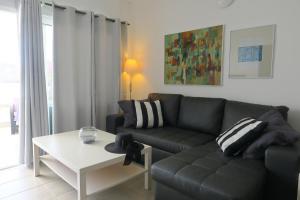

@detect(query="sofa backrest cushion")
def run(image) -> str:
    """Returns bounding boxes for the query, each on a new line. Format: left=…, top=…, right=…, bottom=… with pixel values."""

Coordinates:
left=178, top=97, right=225, bottom=135
left=148, top=93, right=183, bottom=126
left=221, top=100, right=289, bottom=132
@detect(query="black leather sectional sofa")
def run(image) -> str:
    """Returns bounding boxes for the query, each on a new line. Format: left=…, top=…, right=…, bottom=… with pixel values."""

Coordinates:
left=106, top=93, right=300, bottom=200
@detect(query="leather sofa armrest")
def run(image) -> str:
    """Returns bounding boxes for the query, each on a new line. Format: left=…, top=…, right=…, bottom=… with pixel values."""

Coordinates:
left=264, top=141, right=300, bottom=200
left=106, top=114, right=124, bottom=134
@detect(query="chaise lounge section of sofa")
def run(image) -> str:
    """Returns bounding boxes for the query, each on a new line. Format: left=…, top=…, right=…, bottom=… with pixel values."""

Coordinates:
left=106, top=93, right=300, bottom=200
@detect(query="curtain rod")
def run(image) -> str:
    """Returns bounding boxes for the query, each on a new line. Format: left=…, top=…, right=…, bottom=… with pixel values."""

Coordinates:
left=42, top=2, right=130, bottom=25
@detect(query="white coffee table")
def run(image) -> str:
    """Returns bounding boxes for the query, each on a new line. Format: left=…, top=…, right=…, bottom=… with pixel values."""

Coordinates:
left=32, top=130, right=152, bottom=200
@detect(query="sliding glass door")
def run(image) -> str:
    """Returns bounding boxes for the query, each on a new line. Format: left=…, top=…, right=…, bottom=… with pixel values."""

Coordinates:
left=0, top=9, right=20, bottom=169
left=42, top=8, right=54, bottom=134
left=0, top=3, right=54, bottom=169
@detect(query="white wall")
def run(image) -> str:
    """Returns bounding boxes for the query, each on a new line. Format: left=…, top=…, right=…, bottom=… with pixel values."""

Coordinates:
left=124, top=0, right=300, bottom=130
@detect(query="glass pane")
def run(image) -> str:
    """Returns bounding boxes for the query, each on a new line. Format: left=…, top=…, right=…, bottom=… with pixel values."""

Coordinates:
left=43, top=12, right=53, bottom=134
left=0, top=9, right=20, bottom=169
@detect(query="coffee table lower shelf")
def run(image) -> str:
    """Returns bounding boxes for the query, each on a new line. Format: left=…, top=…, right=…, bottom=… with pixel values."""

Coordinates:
left=40, top=155, right=147, bottom=196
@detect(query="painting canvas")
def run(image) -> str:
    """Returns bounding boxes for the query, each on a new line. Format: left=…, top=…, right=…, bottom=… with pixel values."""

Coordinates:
left=164, top=25, right=224, bottom=85
left=229, top=25, right=275, bottom=78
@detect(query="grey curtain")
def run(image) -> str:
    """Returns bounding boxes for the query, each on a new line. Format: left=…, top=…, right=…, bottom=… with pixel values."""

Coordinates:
left=120, top=23, right=128, bottom=100
left=53, top=6, right=94, bottom=133
left=53, top=6, right=127, bottom=132
left=94, top=15, right=123, bottom=130
left=19, top=0, right=49, bottom=167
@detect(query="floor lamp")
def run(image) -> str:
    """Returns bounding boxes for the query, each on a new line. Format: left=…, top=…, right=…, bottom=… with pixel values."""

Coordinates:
left=124, top=59, right=138, bottom=99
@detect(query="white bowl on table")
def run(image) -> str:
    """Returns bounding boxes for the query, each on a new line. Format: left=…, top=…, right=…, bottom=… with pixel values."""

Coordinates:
left=79, top=127, right=97, bottom=144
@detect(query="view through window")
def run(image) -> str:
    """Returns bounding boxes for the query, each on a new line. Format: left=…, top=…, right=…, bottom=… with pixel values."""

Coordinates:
left=0, top=9, right=20, bottom=169
left=43, top=12, right=54, bottom=134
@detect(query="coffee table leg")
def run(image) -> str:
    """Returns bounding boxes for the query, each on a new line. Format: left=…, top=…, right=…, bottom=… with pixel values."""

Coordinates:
left=33, top=143, right=40, bottom=177
left=77, top=171, right=87, bottom=200
left=144, top=147, right=152, bottom=190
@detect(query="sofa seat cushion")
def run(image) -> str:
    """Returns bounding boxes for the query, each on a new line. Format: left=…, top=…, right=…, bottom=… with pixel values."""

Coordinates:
left=152, top=142, right=266, bottom=200
left=117, top=126, right=215, bottom=153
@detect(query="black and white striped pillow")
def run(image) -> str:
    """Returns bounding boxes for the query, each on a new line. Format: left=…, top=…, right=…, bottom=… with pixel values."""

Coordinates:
left=134, top=100, right=164, bottom=128
left=216, top=118, right=267, bottom=156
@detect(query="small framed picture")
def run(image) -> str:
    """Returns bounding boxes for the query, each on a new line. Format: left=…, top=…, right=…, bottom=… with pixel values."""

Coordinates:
left=229, top=25, right=275, bottom=78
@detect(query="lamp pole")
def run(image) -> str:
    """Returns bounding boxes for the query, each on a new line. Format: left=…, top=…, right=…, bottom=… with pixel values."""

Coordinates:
left=129, top=75, right=132, bottom=100
left=124, top=59, right=138, bottom=100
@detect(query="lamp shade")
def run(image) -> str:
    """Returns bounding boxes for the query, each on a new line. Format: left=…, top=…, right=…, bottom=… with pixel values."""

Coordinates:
left=124, top=59, right=138, bottom=75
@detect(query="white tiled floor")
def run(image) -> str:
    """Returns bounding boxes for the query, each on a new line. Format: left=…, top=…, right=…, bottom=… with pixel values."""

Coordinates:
left=0, top=165, right=155, bottom=200
left=2, top=164, right=298, bottom=200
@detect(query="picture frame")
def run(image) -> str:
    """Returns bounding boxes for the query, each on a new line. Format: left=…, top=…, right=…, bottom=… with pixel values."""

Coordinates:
left=164, top=25, right=224, bottom=85
left=229, top=25, right=276, bottom=79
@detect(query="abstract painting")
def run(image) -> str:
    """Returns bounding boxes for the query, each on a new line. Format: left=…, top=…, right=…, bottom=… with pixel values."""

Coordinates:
left=229, top=25, right=275, bottom=78
left=164, top=25, right=224, bottom=85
